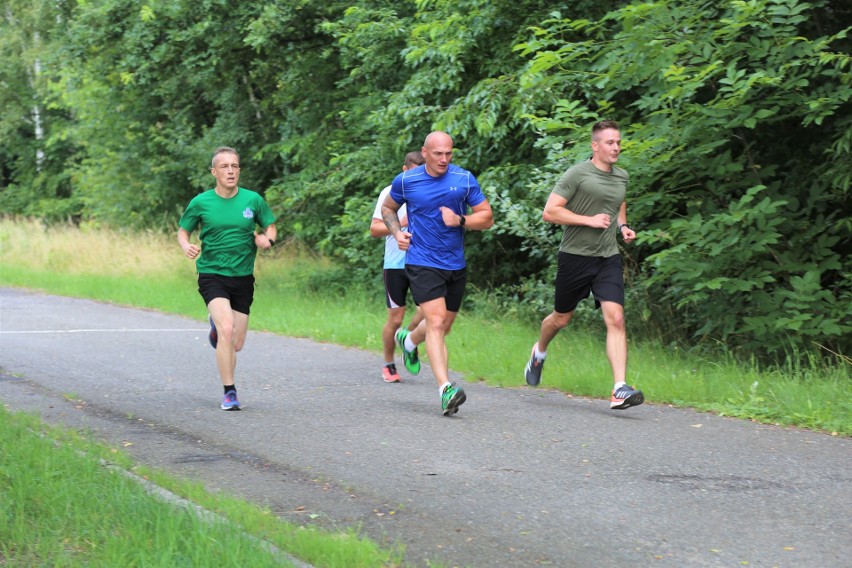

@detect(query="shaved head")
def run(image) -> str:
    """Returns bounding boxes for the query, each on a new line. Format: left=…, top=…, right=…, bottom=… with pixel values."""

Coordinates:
left=421, top=131, right=454, bottom=177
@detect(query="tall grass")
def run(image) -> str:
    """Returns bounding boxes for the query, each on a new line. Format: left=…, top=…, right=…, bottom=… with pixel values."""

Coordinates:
left=1, top=218, right=849, bottom=436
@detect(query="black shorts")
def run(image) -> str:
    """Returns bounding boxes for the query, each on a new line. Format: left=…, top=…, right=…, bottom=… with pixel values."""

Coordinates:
left=197, top=273, right=255, bottom=315
left=383, top=268, right=418, bottom=309
left=553, top=252, right=624, bottom=313
left=406, top=265, right=467, bottom=312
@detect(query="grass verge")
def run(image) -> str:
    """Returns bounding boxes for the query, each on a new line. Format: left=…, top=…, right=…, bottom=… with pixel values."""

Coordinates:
left=0, top=405, right=401, bottom=567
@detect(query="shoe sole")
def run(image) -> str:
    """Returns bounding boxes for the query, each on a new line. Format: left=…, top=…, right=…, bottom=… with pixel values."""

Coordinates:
left=524, top=346, right=542, bottom=386
left=442, top=389, right=467, bottom=416
left=383, top=375, right=402, bottom=383
left=221, top=405, right=241, bottom=411
left=611, top=391, right=644, bottom=410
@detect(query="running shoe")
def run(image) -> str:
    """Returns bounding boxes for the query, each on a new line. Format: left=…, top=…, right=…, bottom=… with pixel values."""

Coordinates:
left=395, top=329, right=421, bottom=375
left=382, top=363, right=402, bottom=383
left=524, top=344, right=545, bottom=386
left=208, top=316, right=218, bottom=349
left=441, top=382, right=467, bottom=416
left=221, top=390, right=241, bottom=411
left=610, top=384, right=644, bottom=410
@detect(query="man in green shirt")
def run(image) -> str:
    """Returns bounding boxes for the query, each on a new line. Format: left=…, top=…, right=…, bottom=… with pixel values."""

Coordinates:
left=524, top=121, right=644, bottom=410
left=178, top=147, right=277, bottom=410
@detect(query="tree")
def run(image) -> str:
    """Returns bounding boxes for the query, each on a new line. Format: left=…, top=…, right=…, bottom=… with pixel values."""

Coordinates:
left=515, top=0, right=851, bottom=358
left=0, top=0, right=81, bottom=221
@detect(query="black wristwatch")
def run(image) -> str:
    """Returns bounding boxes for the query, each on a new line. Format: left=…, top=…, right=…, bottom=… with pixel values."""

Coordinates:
left=459, top=215, right=466, bottom=227
left=268, top=238, right=276, bottom=247
left=617, top=223, right=631, bottom=232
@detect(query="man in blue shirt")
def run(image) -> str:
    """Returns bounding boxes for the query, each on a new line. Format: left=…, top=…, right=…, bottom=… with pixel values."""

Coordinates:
left=381, top=131, right=494, bottom=415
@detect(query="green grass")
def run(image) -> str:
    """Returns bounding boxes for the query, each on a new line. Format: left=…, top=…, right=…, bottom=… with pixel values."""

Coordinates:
left=0, top=406, right=401, bottom=567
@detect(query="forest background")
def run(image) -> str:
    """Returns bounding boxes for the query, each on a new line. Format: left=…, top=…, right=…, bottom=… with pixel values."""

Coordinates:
left=1, top=0, right=850, bottom=366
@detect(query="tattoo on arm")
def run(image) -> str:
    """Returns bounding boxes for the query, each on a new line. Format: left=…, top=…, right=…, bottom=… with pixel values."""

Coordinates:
left=382, top=209, right=401, bottom=234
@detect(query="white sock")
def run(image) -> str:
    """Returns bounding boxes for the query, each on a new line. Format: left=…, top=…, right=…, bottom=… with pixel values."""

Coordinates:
left=404, top=335, right=417, bottom=352
left=439, top=382, right=450, bottom=396
left=534, top=343, right=546, bottom=361
left=614, top=381, right=626, bottom=391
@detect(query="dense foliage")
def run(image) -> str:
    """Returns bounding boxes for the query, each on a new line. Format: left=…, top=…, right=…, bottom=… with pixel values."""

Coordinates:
left=1, top=0, right=849, bottom=362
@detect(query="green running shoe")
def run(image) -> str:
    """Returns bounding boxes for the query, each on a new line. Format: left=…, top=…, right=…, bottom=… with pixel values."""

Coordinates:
left=441, top=382, right=466, bottom=416
left=395, top=328, right=420, bottom=375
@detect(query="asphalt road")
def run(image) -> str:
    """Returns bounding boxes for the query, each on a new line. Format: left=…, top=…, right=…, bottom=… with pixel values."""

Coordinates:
left=1, top=287, right=849, bottom=567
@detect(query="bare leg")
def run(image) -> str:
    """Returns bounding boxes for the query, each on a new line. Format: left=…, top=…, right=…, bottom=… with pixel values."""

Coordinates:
left=411, top=297, right=458, bottom=388
left=382, top=306, right=406, bottom=362
left=600, top=301, right=627, bottom=384
left=536, top=310, right=574, bottom=352
left=407, top=306, right=425, bottom=332
left=208, top=298, right=249, bottom=388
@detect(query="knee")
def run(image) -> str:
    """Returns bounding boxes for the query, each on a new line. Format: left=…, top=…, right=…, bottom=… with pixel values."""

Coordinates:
left=217, top=321, right=239, bottom=346
left=547, top=312, right=572, bottom=330
left=387, top=310, right=405, bottom=328
left=604, top=311, right=626, bottom=331
left=232, top=331, right=245, bottom=352
left=426, top=314, right=449, bottom=334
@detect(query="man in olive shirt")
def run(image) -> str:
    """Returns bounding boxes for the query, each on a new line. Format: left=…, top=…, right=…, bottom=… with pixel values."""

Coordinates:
left=178, top=147, right=277, bottom=410
left=524, top=121, right=644, bottom=410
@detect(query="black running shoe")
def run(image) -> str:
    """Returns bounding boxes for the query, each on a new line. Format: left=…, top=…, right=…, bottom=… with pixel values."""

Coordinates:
left=524, top=344, right=544, bottom=386
left=611, top=384, right=644, bottom=409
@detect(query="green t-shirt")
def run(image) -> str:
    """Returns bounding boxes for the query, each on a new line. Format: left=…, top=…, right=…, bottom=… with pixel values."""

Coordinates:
left=552, top=160, right=628, bottom=257
left=179, top=187, right=276, bottom=277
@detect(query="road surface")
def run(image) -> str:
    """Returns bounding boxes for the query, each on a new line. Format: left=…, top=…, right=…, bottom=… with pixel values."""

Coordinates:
left=1, top=288, right=849, bottom=567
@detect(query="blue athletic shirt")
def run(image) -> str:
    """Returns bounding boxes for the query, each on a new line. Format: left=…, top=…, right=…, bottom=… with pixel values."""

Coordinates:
left=389, top=164, right=486, bottom=270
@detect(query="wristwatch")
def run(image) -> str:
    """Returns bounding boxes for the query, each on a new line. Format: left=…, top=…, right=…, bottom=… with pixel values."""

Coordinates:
left=617, top=223, right=630, bottom=232
left=459, top=215, right=466, bottom=227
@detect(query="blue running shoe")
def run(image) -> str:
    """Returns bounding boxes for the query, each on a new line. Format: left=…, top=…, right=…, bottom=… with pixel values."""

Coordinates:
left=441, top=382, right=466, bottom=416
left=208, top=316, right=218, bottom=349
left=395, top=328, right=420, bottom=375
left=221, top=390, right=241, bottom=411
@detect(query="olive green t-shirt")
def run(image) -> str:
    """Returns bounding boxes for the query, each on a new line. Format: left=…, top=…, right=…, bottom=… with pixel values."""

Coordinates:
left=178, top=187, right=276, bottom=277
left=552, top=160, right=628, bottom=257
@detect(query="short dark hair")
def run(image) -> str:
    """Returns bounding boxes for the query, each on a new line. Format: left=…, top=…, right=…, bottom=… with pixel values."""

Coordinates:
left=404, top=151, right=425, bottom=168
left=211, top=147, right=239, bottom=168
left=592, top=120, right=619, bottom=134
